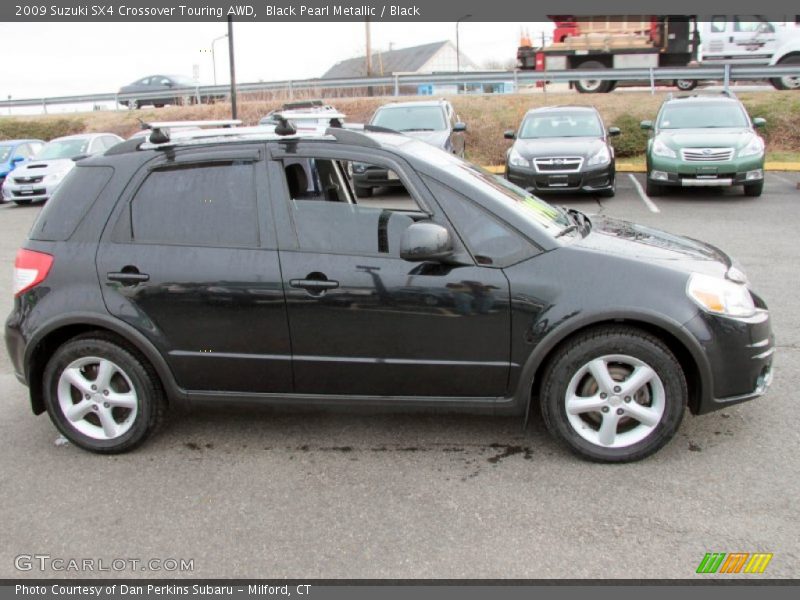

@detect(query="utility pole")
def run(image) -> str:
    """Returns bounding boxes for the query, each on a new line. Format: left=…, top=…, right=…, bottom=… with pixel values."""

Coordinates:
left=365, top=19, right=373, bottom=96
left=227, top=16, right=237, bottom=119
left=456, top=14, right=472, bottom=94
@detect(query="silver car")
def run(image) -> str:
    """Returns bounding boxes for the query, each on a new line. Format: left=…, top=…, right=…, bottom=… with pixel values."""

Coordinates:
left=1, top=133, right=122, bottom=205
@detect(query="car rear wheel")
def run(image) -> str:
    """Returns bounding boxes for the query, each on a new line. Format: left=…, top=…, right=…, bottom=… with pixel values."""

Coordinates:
left=770, top=55, right=800, bottom=90
left=744, top=181, right=764, bottom=197
left=675, top=79, right=697, bottom=91
left=574, top=61, right=613, bottom=94
left=540, top=326, right=687, bottom=462
left=43, top=335, right=166, bottom=454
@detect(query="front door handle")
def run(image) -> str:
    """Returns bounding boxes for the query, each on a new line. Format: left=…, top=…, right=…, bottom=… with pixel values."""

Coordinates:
left=107, top=270, right=150, bottom=285
left=290, top=279, right=339, bottom=291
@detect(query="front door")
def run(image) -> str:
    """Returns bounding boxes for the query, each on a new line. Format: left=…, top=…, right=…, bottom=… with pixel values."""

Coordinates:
left=270, top=150, right=512, bottom=398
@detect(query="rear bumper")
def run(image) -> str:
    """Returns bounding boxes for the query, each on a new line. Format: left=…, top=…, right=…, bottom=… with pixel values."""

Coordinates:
left=506, top=162, right=615, bottom=193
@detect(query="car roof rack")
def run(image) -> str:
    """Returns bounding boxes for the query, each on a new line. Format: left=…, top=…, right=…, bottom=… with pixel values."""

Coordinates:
left=142, top=119, right=242, bottom=144
left=282, top=99, right=326, bottom=110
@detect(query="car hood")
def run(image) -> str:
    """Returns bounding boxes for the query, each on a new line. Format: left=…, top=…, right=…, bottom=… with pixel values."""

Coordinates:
left=576, top=215, right=731, bottom=278
left=403, top=130, right=450, bottom=149
left=513, top=137, right=605, bottom=159
left=656, top=128, right=755, bottom=149
left=12, top=158, right=76, bottom=177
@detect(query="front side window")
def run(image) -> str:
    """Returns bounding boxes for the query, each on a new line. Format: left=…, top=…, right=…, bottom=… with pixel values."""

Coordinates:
left=734, top=17, right=774, bottom=33
left=281, top=157, right=422, bottom=256
left=131, top=161, right=258, bottom=247
left=371, top=106, right=447, bottom=132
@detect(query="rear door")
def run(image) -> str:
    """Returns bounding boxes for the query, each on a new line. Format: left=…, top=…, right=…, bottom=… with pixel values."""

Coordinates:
left=97, top=145, right=293, bottom=394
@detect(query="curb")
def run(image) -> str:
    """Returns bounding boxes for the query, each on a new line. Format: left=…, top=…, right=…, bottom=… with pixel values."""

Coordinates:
left=482, top=163, right=800, bottom=174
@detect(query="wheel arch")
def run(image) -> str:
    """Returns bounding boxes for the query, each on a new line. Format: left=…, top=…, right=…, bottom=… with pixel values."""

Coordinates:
left=519, top=312, right=711, bottom=420
left=24, top=314, right=184, bottom=415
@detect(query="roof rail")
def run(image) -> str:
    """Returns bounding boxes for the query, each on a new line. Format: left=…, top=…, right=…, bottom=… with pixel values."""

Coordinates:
left=324, top=127, right=381, bottom=148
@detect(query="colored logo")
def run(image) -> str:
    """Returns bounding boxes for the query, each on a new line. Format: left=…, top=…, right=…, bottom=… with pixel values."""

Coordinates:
left=696, top=552, right=773, bottom=574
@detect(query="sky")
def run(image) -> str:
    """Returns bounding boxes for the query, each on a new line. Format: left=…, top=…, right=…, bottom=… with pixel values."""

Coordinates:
left=0, top=21, right=554, bottom=101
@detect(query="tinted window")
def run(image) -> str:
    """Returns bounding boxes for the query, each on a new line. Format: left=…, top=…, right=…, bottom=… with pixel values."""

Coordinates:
left=131, top=162, right=258, bottom=247
left=425, top=177, right=537, bottom=267
left=29, top=166, right=113, bottom=241
left=520, top=112, right=603, bottom=138
left=710, top=16, right=727, bottom=32
left=658, top=102, right=748, bottom=129
left=371, top=106, right=447, bottom=131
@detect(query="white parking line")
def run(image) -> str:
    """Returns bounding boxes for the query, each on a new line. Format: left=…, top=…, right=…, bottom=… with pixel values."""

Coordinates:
left=770, top=173, right=797, bottom=186
left=627, top=174, right=660, bottom=213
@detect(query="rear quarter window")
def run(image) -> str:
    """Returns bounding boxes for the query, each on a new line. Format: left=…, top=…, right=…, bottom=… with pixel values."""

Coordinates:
left=29, top=166, right=114, bottom=241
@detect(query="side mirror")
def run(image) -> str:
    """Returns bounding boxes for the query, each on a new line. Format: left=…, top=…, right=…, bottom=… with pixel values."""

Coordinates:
left=504, top=130, right=516, bottom=140
left=752, top=117, right=766, bottom=128
left=608, top=126, right=621, bottom=137
left=640, top=120, right=653, bottom=130
left=400, top=222, right=454, bottom=263
left=10, top=156, right=25, bottom=165
left=453, top=122, right=467, bottom=132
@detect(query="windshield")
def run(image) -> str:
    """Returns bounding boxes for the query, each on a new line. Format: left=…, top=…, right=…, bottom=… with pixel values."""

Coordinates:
left=0, top=145, right=12, bottom=162
left=371, top=106, right=447, bottom=132
left=34, top=139, right=91, bottom=160
left=658, top=102, right=749, bottom=129
left=519, top=112, right=603, bottom=138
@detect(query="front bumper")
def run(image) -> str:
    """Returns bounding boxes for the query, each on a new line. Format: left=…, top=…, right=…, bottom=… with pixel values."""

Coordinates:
left=647, top=154, right=764, bottom=188
left=506, top=162, right=614, bottom=193
left=684, top=305, right=774, bottom=414
left=1, top=179, right=60, bottom=202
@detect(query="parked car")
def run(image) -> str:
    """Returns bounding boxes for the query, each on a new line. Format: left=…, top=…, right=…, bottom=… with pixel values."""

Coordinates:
left=259, top=101, right=345, bottom=133
left=642, top=93, right=767, bottom=197
left=117, top=75, right=223, bottom=109
left=504, top=106, right=619, bottom=197
left=5, top=123, right=773, bottom=462
left=1, top=133, right=122, bottom=205
left=0, top=139, right=45, bottom=201
left=352, top=100, right=466, bottom=197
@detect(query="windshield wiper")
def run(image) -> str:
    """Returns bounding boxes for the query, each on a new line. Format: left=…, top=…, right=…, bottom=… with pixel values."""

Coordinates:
left=399, top=128, right=435, bottom=132
left=555, top=224, right=579, bottom=238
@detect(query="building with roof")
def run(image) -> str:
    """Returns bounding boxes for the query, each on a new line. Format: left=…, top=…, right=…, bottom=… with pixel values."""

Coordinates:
left=322, top=40, right=478, bottom=79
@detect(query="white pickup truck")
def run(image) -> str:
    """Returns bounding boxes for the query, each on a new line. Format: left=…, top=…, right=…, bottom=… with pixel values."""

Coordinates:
left=698, top=16, right=800, bottom=89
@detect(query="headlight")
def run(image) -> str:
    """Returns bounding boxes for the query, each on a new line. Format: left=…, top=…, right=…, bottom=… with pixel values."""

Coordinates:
left=739, top=136, right=765, bottom=158
left=687, top=273, right=756, bottom=318
left=652, top=138, right=677, bottom=158
left=587, top=145, right=611, bottom=166
left=508, top=147, right=530, bottom=168
left=44, top=172, right=68, bottom=184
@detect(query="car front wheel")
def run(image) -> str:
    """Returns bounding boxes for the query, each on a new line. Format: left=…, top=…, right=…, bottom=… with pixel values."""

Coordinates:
left=540, top=326, right=687, bottom=462
left=744, top=181, right=764, bottom=197
left=43, top=335, right=166, bottom=453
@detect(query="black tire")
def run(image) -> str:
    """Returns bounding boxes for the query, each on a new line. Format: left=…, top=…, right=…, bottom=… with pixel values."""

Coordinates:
left=573, top=61, right=613, bottom=94
left=354, top=185, right=373, bottom=198
left=598, top=177, right=616, bottom=197
left=154, top=103, right=165, bottom=108
left=744, top=181, right=764, bottom=197
left=131, top=100, right=140, bottom=110
left=645, top=179, right=664, bottom=197
left=770, top=55, right=800, bottom=90
left=675, top=79, right=697, bottom=91
left=540, top=326, right=687, bottom=462
left=43, top=334, right=167, bottom=454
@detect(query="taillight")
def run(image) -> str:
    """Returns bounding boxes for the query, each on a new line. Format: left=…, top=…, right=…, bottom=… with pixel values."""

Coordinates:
left=13, top=248, right=54, bottom=296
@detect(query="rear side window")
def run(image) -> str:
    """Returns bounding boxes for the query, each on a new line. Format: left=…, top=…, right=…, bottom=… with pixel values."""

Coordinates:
left=131, top=161, right=258, bottom=247
left=29, top=166, right=113, bottom=241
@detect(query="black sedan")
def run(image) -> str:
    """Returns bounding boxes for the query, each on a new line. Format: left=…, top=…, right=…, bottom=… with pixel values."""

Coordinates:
left=117, top=75, right=223, bottom=109
left=505, top=106, right=619, bottom=196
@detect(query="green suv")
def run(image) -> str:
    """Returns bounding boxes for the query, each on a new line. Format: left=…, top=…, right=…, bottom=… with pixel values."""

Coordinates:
left=641, top=94, right=766, bottom=197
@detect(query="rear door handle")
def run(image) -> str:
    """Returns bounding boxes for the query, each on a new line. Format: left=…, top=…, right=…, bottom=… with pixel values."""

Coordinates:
left=107, top=271, right=150, bottom=285
left=290, top=279, right=339, bottom=290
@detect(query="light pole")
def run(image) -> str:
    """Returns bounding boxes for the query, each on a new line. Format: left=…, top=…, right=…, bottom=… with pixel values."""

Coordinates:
left=456, top=14, right=472, bottom=74
left=211, top=33, right=228, bottom=85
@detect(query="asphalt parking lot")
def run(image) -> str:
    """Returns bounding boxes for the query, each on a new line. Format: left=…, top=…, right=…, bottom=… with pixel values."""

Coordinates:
left=0, top=172, right=798, bottom=579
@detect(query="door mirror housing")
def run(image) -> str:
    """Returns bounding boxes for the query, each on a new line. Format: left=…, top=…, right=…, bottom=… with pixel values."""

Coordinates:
left=504, top=130, right=516, bottom=140
left=608, top=126, right=621, bottom=137
left=400, top=222, right=454, bottom=262
left=752, top=117, right=766, bottom=128
left=453, top=122, right=467, bottom=132
left=640, top=120, right=653, bottom=130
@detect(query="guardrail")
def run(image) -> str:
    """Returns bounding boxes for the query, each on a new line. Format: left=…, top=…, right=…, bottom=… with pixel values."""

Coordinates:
left=1, top=65, right=798, bottom=111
